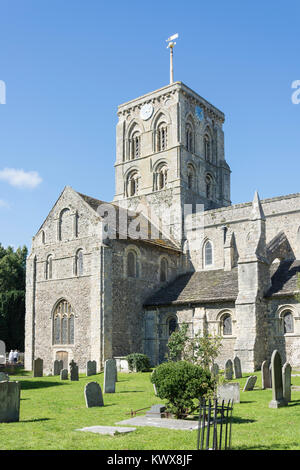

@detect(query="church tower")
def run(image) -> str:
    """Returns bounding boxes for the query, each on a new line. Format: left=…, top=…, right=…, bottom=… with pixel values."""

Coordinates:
left=113, top=81, right=231, bottom=244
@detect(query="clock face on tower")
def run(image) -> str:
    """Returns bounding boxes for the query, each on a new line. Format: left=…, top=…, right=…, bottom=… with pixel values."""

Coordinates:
left=140, top=103, right=153, bottom=121
left=195, top=105, right=204, bottom=122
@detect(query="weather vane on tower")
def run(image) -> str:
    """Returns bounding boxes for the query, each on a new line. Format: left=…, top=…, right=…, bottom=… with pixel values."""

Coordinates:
left=166, top=33, right=179, bottom=84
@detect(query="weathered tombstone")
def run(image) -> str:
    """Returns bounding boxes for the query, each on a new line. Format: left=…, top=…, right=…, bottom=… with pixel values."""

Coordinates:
left=243, top=375, right=257, bottom=391
left=282, top=362, right=292, bottom=403
left=269, top=350, right=287, bottom=408
left=233, top=356, right=242, bottom=379
left=217, top=383, right=240, bottom=403
left=261, top=361, right=271, bottom=389
left=211, top=363, right=219, bottom=377
left=33, top=358, right=43, bottom=377
left=53, top=360, right=63, bottom=376
left=84, top=382, right=104, bottom=408
left=86, top=360, right=97, bottom=377
left=69, top=360, right=79, bottom=381
left=104, top=359, right=116, bottom=393
left=0, top=381, right=21, bottom=422
left=146, top=404, right=166, bottom=418
left=112, top=358, right=118, bottom=382
left=60, top=368, right=68, bottom=380
left=224, top=359, right=233, bottom=380
left=0, top=372, right=9, bottom=382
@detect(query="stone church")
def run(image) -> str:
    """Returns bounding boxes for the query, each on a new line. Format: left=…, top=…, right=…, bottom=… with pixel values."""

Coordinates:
left=25, top=80, right=300, bottom=374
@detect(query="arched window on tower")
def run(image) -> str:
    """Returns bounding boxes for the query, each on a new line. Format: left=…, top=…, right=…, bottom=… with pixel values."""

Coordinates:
left=186, top=123, right=193, bottom=152
left=130, top=131, right=141, bottom=160
left=204, top=134, right=211, bottom=161
left=46, top=255, right=53, bottom=280
left=204, top=240, right=213, bottom=267
left=75, top=249, right=84, bottom=276
left=187, top=164, right=196, bottom=190
left=157, top=122, right=168, bottom=151
left=127, top=171, right=139, bottom=197
left=53, top=300, right=75, bottom=345
left=155, top=164, right=168, bottom=190
left=127, top=250, right=138, bottom=278
left=205, top=174, right=213, bottom=199
left=160, top=257, right=168, bottom=282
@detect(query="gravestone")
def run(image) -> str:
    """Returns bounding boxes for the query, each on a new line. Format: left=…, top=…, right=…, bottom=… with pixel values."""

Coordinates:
left=0, top=372, right=9, bottom=382
left=233, top=356, right=242, bottom=379
left=269, top=350, right=287, bottom=408
left=217, top=383, right=240, bottom=403
left=69, top=360, right=79, bottom=381
left=84, top=382, right=104, bottom=408
left=146, top=404, right=166, bottom=418
left=261, top=361, right=271, bottom=389
left=243, top=375, right=257, bottom=391
left=104, top=359, right=116, bottom=393
left=282, top=362, right=291, bottom=403
left=53, top=360, right=63, bottom=376
left=33, top=358, right=43, bottom=377
left=224, top=359, right=233, bottom=380
left=60, top=369, right=68, bottom=380
left=269, top=364, right=272, bottom=388
left=153, top=383, right=158, bottom=396
left=0, top=381, right=21, bottom=422
left=86, top=360, right=97, bottom=377
left=211, top=363, right=219, bottom=377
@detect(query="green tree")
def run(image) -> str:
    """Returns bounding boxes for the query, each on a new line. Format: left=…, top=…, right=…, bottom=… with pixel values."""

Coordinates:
left=0, top=244, right=27, bottom=350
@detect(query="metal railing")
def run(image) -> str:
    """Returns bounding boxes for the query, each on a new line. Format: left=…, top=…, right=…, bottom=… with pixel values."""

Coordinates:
left=197, top=399, right=234, bottom=450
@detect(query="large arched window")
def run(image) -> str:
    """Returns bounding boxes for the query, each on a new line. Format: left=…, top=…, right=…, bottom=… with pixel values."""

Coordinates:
left=130, top=131, right=141, bottom=160
left=221, top=313, right=232, bottom=336
left=127, top=170, right=139, bottom=197
left=160, top=257, right=168, bottom=282
left=205, top=174, right=213, bottom=199
left=58, top=208, right=71, bottom=241
left=155, top=163, right=168, bottom=190
left=186, top=123, right=194, bottom=152
left=75, top=249, right=84, bottom=276
left=46, top=255, right=53, bottom=280
left=282, top=310, right=294, bottom=334
left=157, top=122, right=168, bottom=151
left=204, top=133, right=211, bottom=161
left=204, top=240, right=213, bottom=266
left=53, top=300, right=75, bottom=345
left=127, top=250, right=138, bottom=278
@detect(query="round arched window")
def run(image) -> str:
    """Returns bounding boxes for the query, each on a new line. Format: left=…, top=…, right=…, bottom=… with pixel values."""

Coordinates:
left=282, top=310, right=294, bottom=334
left=222, top=314, right=232, bottom=336
left=168, top=318, right=177, bottom=337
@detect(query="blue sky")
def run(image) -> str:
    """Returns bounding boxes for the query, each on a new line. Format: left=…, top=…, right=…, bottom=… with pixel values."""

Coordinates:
left=0, top=0, right=300, bottom=249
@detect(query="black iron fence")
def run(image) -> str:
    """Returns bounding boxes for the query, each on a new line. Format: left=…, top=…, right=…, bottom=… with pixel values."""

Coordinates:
left=197, top=399, right=234, bottom=450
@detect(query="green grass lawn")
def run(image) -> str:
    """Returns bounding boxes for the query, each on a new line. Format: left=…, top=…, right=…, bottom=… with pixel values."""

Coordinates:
left=1, top=369, right=300, bottom=450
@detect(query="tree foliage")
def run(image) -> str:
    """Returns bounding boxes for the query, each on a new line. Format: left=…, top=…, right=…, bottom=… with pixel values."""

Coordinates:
left=0, top=244, right=27, bottom=350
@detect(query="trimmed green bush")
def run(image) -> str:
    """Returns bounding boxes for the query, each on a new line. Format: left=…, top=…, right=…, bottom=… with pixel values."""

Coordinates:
left=126, top=353, right=151, bottom=372
left=151, top=360, right=214, bottom=418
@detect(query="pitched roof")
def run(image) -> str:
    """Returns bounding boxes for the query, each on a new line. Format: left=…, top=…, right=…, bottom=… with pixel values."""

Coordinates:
left=144, top=268, right=239, bottom=307
left=266, top=260, right=300, bottom=297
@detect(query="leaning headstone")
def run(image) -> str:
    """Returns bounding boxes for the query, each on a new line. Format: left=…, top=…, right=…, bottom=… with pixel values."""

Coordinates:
left=217, top=383, right=240, bottom=403
left=53, top=360, right=63, bottom=376
left=60, top=369, right=68, bottom=380
left=282, top=362, right=292, bottom=403
left=211, top=363, right=219, bottom=378
left=224, top=359, right=233, bottom=380
left=233, top=356, right=242, bottom=379
left=0, top=381, right=21, bottom=422
left=84, top=382, right=104, bottom=408
left=69, top=360, right=79, bottom=381
left=146, top=404, right=166, bottom=418
left=86, top=360, right=97, bottom=377
left=269, top=350, right=287, bottom=408
left=33, top=358, right=43, bottom=377
left=104, top=359, right=116, bottom=393
left=243, top=375, right=257, bottom=391
left=0, top=372, right=9, bottom=382
left=261, top=361, right=271, bottom=389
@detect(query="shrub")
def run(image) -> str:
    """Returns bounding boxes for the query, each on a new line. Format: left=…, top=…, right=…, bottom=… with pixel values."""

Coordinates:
left=151, top=361, right=214, bottom=418
left=126, top=353, right=151, bottom=372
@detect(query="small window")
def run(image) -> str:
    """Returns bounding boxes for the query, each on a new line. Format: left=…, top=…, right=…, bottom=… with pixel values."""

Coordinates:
left=205, top=174, right=213, bottom=199
left=156, top=164, right=168, bottom=190
left=127, top=171, right=139, bottom=197
left=157, top=123, right=168, bottom=151
left=204, top=134, right=211, bottom=161
left=186, top=123, right=193, bottom=152
left=222, top=314, right=232, bottom=336
left=127, top=250, right=138, bottom=278
left=131, top=132, right=140, bottom=159
left=282, top=310, right=294, bottom=334
left=187, top=164, right=195, bottom=190
left=204, top=241, right=213, bottom=266
left=75, top=249, right=83, bottom=276
left=46, top=255, right=53, bottom=280
left=168, top=317, right=177, bottom=336
left=160, top=258, right=168, bottom=282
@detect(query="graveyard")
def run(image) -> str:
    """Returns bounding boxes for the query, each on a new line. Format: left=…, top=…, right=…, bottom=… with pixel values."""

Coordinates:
left=1, top=366, right=300, bottom=450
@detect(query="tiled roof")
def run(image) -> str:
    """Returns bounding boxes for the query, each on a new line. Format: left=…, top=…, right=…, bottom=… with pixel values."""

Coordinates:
left=266, top=260, right=300, bottom=297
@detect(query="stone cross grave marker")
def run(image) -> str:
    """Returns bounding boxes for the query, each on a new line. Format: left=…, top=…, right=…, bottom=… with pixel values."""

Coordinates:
left=33, top=358, right=43, bottom=377
left=69, top=360, right=79, bottom=381
left=53, top=360, right=63, bottom=376
left=261, top=361, right=271, bottom=389
left=60, top=369, right=68, bottom=380
left=243, top=375, right=257, bottom=392
left=86, top=360, right=97, bottom=377
left=282, top=362, right=291, bottom=403
left=224, top=359, right=233, bottom=380
left=269, top=350, right=287, bottom=408
left=104, top=359, right=116, bottom=393
left=233, top=356, right=242, bottom=379
left=84, top=382, right=104, bottom=408
left=0, top=381, right=21, bottom=422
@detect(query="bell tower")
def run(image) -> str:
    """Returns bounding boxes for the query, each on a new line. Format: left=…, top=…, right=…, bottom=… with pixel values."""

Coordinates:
left=113, top=81, right=231, bottom=243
